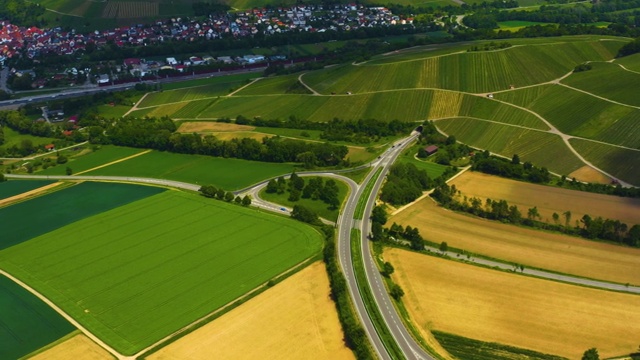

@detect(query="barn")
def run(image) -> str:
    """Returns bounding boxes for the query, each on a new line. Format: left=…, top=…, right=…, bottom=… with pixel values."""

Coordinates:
left=424, top=145, right=438, bottom=155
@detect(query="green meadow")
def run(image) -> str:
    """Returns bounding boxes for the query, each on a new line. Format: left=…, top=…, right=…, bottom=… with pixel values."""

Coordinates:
left=0, top=190, right=322, bottom=355
left=0, top=180, right=54, bottom=200
left=83, top=151, right=295, bottom=190
left=38, top=145, right=145, bottom=175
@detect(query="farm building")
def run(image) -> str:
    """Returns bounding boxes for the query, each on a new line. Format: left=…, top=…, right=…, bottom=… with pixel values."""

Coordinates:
left=424, top=145, right=438, bottom=155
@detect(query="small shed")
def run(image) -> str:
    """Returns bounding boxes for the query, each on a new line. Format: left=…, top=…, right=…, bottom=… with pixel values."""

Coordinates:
left=44, top=144, right=55, bottom=151
left=424, top=145, right=438, bottom=155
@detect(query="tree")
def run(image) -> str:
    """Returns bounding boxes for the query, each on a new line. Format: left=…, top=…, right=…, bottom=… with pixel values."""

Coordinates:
left=297, top=151, right=316, bottom=169
left=581, top=348, right=599, bottom=360
left=291, top=205, right=319, bottom=224
left=439, top=241, right=448, bottom=253
left=511, top=154, right=520, bottom=165
left=383, top=262, right=394, bottom=277
left=288, top=188, right=301, bottom=202
left=0, top=173, right=5, bottom=182
left=66, top=167, right=73, bottom=175
left=527, top=206, right=540, bottom=221
left=564, top=210, right=572, bottom=228
left=276, top=176, right=286, bottom=194
left=216, top=188, right=225, bottom=200
left=265, top=179, right=278, bottom=193
left=224, top=191, right=235, bottom=202
left=389, top=284, right=404, bottom=300
left=552, top=212, right=560, bottom=225
left=234, top=196, right=242, bottom=204
left=371, top=205, right=388, bottom=225
left=241, top=195, right=252, bottom=206
left=289, top=171, right=305, bottom=191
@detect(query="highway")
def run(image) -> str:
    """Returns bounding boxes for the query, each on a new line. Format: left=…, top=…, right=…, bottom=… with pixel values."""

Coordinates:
left=7, top=137, right=640, bottom=360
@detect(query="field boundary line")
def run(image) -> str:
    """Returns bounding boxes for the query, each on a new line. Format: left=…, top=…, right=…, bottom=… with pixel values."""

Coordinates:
left=613, top=62, right=640, bottom=75
left=134, top=256, right=318, bottom=358
left=74, top=149, right=152, bottom=175
left=0, top=269, right=126, bottom=360
left=123, top=92, right=151, bottom=117
left=0, top=182, right=64, bottom=208
left=0, top=141, right=89, bottom=161
left=556, top=82, right=640, bottom=110
left=227, top=77, right=262, bottom=96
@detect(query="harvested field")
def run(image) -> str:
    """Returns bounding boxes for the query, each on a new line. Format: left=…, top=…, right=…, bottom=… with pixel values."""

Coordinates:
left=209, top=131, right=273, bottom=142
left=568, top=165, right=611, bottom=184
left=177, top=121, right=255, bottom=133
left=385, top=248, right=640, bottom=359
left=148, top=262, right=354, bottom=360
left=28, top=334, right=113, bottom=360
left=450, top=171, right=640, bottom=225
left=389, top=197, right=640, bottom=285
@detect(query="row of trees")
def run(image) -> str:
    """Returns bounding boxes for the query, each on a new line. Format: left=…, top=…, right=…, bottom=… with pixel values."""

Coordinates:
left=96, top=116, right=349, bottom=168
left=431, top=182, right=640, bottom=247
left=472, top=152, right=552, bottom=184
left=198, top=185, right=252, bottom=206
left=266, top=173, right=341, bottom=209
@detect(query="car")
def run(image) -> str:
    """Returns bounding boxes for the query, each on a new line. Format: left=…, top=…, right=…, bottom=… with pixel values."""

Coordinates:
left=280, top=207, right=287, bottom=211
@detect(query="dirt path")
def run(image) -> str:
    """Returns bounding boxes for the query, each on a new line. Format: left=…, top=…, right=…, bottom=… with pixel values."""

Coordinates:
left=298, top=73, right=321, bottom=95
left=228, top=77, right=262, bottom=96
left=0, top=142, right=88, bottom=161
left=0, top=182, right=63, bottom=207
left=0, top=269, right=127, bottom=360
left=122, top=93, right=150, bottom=117
left=557, top=82, right=640, bottom=110
left=74, top=150, right=152, bottom=175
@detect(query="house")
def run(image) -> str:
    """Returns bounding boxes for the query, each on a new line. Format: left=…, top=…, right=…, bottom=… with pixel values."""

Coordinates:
left=97, top=74, right=110, bottom=84
left=166, top=57, right=178, bottom=65
left=44, top=144, right=55, bottom=151
left=424, top=145, right=438, bottom=156
left=123, top=58, right=141, bottom=67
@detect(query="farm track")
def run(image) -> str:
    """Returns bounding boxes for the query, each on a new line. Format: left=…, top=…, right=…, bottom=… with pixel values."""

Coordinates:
left=298, top=73, right=321, bottom=95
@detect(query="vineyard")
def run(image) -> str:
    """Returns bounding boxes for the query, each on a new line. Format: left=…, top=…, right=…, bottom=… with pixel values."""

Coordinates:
left=236, top=74, right=310, bottom=95
left=302, top=40, right=622, bottom=94
left=615, top=53, right=640, bottom=72
left=493, top=84, right=553, bottom=108
left=435, top=117, right=584, bottom=175
left=139, top=80, right=246, bottom=108
left=102, top=1, right=159, bottom=19
left=570, top=138, right=640, bottom=185
left=0, top=190, right=322, bottom=355
left=561, top=62, right=640, bottom=107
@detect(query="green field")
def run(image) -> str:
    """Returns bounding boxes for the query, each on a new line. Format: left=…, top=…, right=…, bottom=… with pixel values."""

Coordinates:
left=0, top=127, right=57, bottom=153
left=0, top=275, right=75, bottom=360
left=38, top=145, right=145, bottom=175
left=0, top=190, right=322, bottom=355
left=495, top=84, right=640, bottom=148
left=139, top=77, right=255, bottom=108
left=435, top=117, right=584, bottom=175
left=161, top=73, right=257, bottom=91
left=570, top=138, right=640, bottom=185
left=561, top=61, right=640, bottom=107
left=615, top=53, right=640, bottom=72
left=259, top=176, right=349, bottom=222
left=236, top=74, right=311, bottom=95
left=0, top=180, right=54, bottom=200
left=136, top=88, right=545, bottom=128
left=302, top=40, right=622, bottom=94
left=397, top=147, right=452, bottom=179
left=497, top=20, right=550, bottom=31
left=0, top=182, right=164, bottom=250
left=83, top=151, right=294, bottom=190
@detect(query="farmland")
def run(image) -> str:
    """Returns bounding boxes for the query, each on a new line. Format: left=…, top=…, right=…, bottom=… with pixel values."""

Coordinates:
left=389, top=197, right=640, bottom=285
left=302, top=40, right=621, bottom=94
left=615, top=52, right=640, bottom=72
left=82, top=150, right=295, bottom=190
left=385, top=248, right=640, bottom=359
left=148, top=262, right=354, bottom=360
left=28, top=334, right=113, bottom=360
left=0, top=190, right=323, bottom=355
left=435, top=118, right=584, bottom=176
left=561, top=62, right=640, bottom=107
left=236, top=74, right=311, bottom=95
left=176, top=121, right=256, bottom=133
left=449, top=171, right=640, bottom=226
left=0, top=275, right=75, bottom=360
left=138, top=76, right=255, bottom=108
left=570, top=138, right=640, bottom=186
left=0, top=182, right=164, bottom=250
left=37, top=145, right=146, bottom=175
left=0, top=179, right=54, bottom=200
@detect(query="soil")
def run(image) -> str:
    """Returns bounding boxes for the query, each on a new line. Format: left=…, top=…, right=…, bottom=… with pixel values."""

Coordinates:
left=177, top=122, right=256, bottom=133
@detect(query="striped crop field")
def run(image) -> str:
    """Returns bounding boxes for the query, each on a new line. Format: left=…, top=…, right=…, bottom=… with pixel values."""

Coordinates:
left=569, top=139, right=640, bottom=186
left=561, top=62, right=640, bottom=107
left=236, top=74, right=310, bottom=95
left=0, top=275, right=75, bottom=360
left=0, top=190, right=322, bottom=355
left=302, top=40, right=622, bottom=94
left=492, top=84, right=553, bottom=107
left=138, top=81, right=246, bottom=108
left=83, top=150, right=294, bottom=190
left=0, top=180, right=54, bottom=200
left=38, top=145, right=144, bottom=175
left=436, top=118, right=584, bottom=175
left=615, top=53, right=640, bottom=72
left=458, top=95, right=548, bottom=129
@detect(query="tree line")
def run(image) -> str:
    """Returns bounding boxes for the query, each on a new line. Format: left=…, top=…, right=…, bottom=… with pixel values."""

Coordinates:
left=198, top=184, right=252, bottom=206
left=266, top=172, right=341, bottom=210
left=0, top=0, right=45, bottom=26
left=431, top=182, right=640, bottom=247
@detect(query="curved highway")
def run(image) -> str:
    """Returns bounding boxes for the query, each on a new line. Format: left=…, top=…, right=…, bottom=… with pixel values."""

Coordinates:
left=6, top=138, right=640, bottom=360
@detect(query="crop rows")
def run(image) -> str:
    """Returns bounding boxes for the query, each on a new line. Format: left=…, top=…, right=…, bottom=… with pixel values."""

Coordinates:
left=0, top=180, right=54, bottom=200
left=139, top=81, right=245, bottom=108
left=0, top=191, right=322, bottom=355
left=303, top=41, right=621, bottom=94
left=493, top=84, right=553, bottom=108
left=569, top=138, right=640, bottom=186
left=615, top=53, right=640, bottom=72
left=562, top=62, right=640, bottom=107
left=436, top=117, right=584, bottom=175
left=236, top=74, right=306, bottom=95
